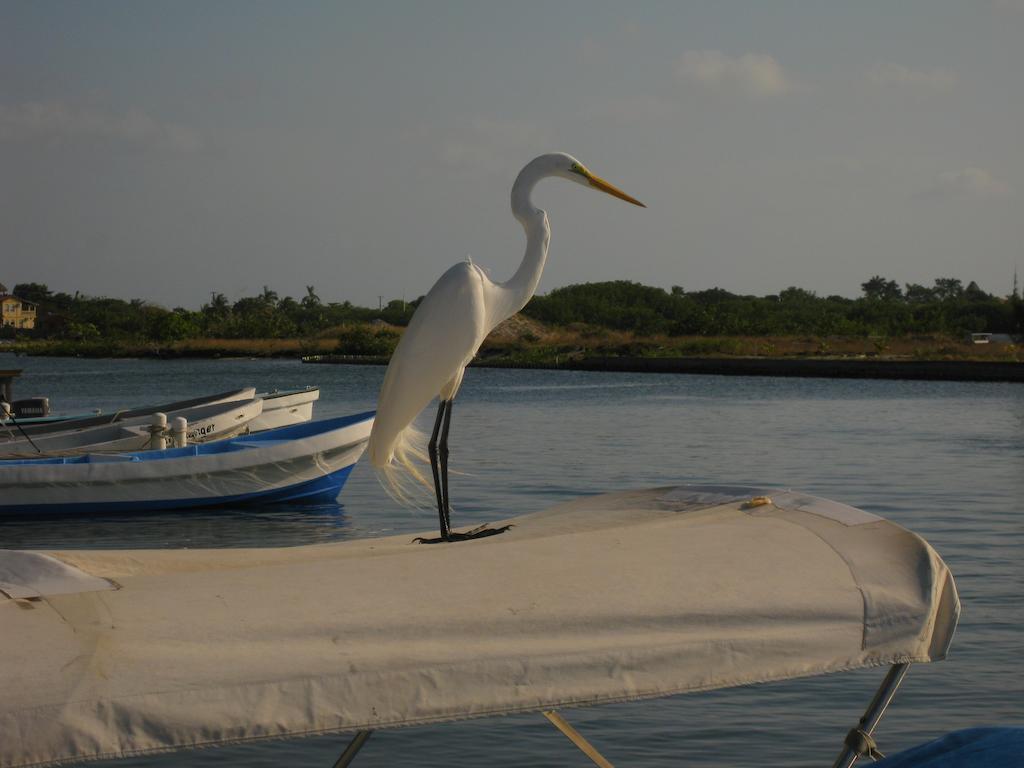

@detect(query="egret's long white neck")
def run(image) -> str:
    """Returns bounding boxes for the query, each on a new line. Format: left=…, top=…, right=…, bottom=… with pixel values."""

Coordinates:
left=495, top=159, right=553, bottom=323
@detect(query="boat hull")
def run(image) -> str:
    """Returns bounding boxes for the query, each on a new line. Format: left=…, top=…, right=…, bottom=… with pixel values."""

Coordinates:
left=0, top=465, right=356, bottom=515
left=248, top=387, right=320, bottom=432
left=248, top=401, right=314, bottom=432
left=0, top=412, right=373, bottom=515
left=1, top=388, right=256, bottom=438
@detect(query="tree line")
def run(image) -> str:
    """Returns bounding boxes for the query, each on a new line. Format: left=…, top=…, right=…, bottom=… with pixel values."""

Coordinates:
left=5, top=283, right=416, bottom=342
left=4, top=276, right=1022, bottom=344
left=523, top=277, right=1023, bottom=337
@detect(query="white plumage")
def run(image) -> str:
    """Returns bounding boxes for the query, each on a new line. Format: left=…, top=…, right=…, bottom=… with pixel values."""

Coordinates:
left=368, top=152, right=644, bottom=541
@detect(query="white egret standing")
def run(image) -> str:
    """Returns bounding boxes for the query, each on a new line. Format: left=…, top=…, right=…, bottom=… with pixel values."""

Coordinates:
left=368, top=152, right=644, bottom=542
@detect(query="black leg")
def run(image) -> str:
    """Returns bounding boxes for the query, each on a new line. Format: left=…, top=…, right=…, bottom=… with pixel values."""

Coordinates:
left=413, top=397, right=512, bottom=544
left=439, top=398, right=454, bottom=536
left=427, top=400, right=449, bottom=541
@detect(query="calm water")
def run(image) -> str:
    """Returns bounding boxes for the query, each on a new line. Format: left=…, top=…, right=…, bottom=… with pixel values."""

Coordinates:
left=2, top=355, right=1022, bottom=767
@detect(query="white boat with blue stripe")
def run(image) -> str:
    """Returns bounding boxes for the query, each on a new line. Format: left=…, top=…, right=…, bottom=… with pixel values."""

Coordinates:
left=0, top=411, right=374, bottom=516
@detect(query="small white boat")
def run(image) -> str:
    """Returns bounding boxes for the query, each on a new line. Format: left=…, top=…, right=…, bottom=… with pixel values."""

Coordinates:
left=248, top=386, right=320, bottom=432
left=0, top=411, right=373, bottom=515
left=1, top=387, right=256, bottom=439
left=0, top=399, right=264, bottom=458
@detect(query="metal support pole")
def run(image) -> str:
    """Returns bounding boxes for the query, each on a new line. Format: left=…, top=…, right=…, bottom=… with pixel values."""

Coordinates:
left=332, top=730, right=373, bottom=768
left=831, top=662, right=910, bottom=768
left=543, top=710, right=616, bottom=768
left=0, top=400, right=41, bottom=453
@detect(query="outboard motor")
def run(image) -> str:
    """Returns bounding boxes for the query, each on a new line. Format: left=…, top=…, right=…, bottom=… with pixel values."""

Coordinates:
left=11, top=397, right=50, bottom=418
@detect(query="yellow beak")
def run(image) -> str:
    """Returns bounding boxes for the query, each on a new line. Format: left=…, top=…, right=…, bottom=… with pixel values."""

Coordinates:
left=586, top=172, right=646, bottom=208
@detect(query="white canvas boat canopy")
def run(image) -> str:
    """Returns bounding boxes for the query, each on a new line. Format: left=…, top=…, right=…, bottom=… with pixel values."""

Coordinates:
left=0, top=485, right=959, bottom=768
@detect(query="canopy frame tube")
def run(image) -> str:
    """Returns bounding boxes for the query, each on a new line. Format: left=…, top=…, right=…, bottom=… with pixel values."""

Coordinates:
left=543, top=710, right=616, bottom=767
left=332, top=730, right=373, bottom=768
left=328, top=663, right=910, bottom=768
left=831, top=662, right=910, bottom=768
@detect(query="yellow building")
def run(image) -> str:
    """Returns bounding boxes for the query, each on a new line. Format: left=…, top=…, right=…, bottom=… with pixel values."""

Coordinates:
left=0, top=294, right=37, bottom=329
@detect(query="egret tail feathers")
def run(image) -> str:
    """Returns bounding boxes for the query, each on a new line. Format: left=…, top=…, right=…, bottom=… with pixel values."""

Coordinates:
left=373, top=424, right=434, bottom=508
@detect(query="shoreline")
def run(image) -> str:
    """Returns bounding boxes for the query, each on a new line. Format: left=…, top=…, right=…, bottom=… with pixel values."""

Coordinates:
left=302, top=354, right=1024, bottom=383
left=6, top=346, right=1021, bottom=383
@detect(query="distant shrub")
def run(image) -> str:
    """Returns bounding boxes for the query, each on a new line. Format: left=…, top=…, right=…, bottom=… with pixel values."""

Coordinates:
left=335, top=325, right=399, bottom=356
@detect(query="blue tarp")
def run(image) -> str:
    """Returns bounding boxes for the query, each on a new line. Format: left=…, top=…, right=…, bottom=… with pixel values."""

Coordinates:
left=874, top=728, right=1024, bottom=768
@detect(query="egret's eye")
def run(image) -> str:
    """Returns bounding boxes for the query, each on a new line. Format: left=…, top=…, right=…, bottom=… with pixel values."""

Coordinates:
left=569, top=162, right=588, bottom=177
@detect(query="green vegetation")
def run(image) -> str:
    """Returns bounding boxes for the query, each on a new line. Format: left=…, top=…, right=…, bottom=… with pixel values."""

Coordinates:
left=523, top=277, right=1022, bottom=337
left=3, top=277, right=1022, bottom=362
left=5, top=283, right=416, bottom=343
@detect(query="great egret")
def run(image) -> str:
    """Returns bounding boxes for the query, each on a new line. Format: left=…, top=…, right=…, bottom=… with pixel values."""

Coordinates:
left=368, top=152, right=644, bottom=542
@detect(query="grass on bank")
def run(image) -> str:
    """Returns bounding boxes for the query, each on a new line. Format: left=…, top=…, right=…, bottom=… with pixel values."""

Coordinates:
left=4, top=317, right=1022, bottom=363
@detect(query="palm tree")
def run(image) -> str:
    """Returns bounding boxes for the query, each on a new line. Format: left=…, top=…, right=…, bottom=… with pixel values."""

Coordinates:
left=203, top=292, right=231, bottom=317
left=301, top=285, right=321, bottom=309
left=260, top=286, right=279, bottom=307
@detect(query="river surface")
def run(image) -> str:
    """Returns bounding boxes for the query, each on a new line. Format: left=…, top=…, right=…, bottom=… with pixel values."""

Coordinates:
left=2, top=356, right=1022, bottom=767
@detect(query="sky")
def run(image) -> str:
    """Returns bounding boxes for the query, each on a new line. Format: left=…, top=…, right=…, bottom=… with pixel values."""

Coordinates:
left=2, top=1, right=1023, bottom=309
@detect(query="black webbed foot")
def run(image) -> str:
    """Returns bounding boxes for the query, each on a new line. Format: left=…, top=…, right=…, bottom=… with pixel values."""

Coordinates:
left=413, top=524, right=513, bottom=544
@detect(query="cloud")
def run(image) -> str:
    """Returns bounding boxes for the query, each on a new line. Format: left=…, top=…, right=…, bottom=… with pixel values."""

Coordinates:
left=921, top=168, right=1011, bottom=200
left=675, top=50, right=792, bottom=98
left=442, top=117, right=552, bottom=175
left=0, top=101, right=203, bottom=152
left=868, top=63, right=957, bottom=93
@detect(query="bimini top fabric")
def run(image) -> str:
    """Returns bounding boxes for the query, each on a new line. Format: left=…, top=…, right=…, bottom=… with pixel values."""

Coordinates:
left=0, top=485, right=960, bottom=768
